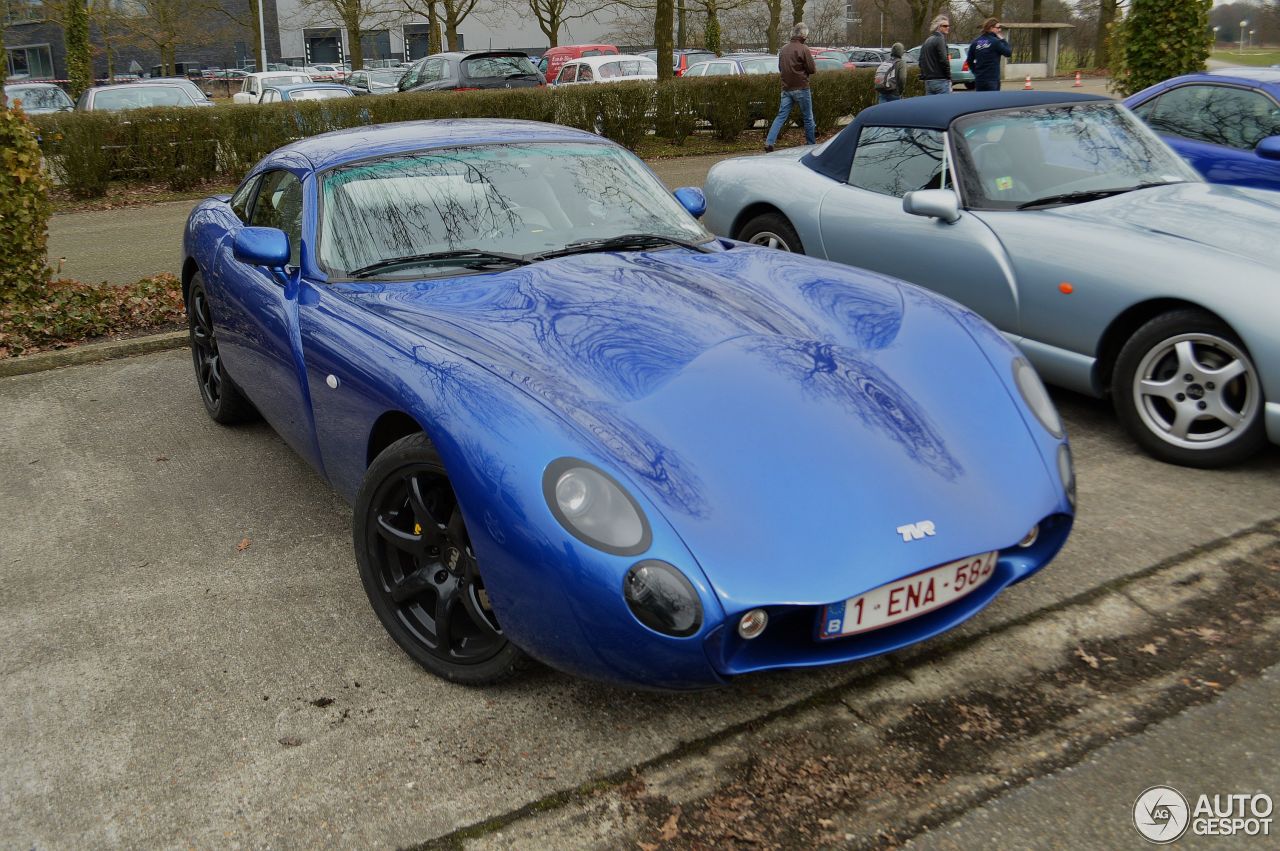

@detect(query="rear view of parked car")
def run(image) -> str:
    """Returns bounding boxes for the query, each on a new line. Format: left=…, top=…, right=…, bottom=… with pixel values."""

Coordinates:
left=4, top=81, right=73, bottom=114
left=77, top=79, right=213, bottom=111
left=260, top=83, right=353, bottom=103
left=398, top=51, right=543, bottom=93
left=347, top=68, right=405, bottom=95
left=552, top=55, right=657, bottom=86
left=233, top=72, right=313, bottom=104
left=538, top=44, right=619, bottom=81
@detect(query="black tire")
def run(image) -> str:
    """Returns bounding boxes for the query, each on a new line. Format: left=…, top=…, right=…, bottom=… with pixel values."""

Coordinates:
left=736, top=212, right=805, bottom=254
left=963, top=81, right=976, bottom=90
left=1112, top=309, right=1266, bottom=468
left=187, top=273, right=258, bottom=425
left=354, top=433, right=524, bottom=684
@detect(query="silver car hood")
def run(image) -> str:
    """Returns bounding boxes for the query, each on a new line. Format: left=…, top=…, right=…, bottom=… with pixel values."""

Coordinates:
left=1031, top=182, right=1280, bottom=270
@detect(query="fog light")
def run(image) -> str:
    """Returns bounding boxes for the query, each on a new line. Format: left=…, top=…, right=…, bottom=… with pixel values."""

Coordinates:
left=738, top=608, right=768, bottom=640
left=1017, top=525, right=1040, bottom=548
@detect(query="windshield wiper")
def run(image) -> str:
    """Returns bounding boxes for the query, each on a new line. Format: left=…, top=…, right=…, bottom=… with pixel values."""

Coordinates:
left=350, top=249, right=530, bottom=279
left=531, top=233, right=714, bottom=261
left=1016, top=183, right=1172, bottom=210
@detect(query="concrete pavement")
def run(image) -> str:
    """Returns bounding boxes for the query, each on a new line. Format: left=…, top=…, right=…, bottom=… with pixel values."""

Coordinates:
left=2, top=349, right=1278, bottom=848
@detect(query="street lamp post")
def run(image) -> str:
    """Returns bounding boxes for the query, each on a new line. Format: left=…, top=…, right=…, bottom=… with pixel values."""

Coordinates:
left=1249, top=30, right=1255, bottom=50
left=1212, top=25, right=1219, bottom=46
left=1239, top=20, right=1248, bottom=54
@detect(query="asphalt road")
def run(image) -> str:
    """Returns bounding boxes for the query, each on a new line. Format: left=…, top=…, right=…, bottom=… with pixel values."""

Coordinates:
left=2, top=349, right=1278, bottom=848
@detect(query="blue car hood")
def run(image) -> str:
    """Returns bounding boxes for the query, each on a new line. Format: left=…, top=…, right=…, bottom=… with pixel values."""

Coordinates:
left=339, top=247, right=1059, bottom=608
left=1039, top=182, right=1280, bottom=269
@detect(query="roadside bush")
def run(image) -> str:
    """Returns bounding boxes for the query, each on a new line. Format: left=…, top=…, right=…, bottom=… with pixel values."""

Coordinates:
left=0, top=105, right=52, bottom=305
left=686, top=77, right=754, bottom=142
left=653, top=80, right=698, bottom=143
left=0, top=273, right=183, bottom=358
left=1110, top=0, right=1212, bottom=96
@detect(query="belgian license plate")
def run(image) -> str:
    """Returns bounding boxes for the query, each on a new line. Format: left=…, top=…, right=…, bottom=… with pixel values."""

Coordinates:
left=819, top=551, right=998, bottom=640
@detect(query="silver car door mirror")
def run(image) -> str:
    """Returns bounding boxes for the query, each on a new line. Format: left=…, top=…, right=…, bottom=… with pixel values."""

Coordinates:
left=903, top=189, right=961, bottom=223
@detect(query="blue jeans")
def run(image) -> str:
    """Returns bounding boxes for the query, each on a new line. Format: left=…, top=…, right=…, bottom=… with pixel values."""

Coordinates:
left=877, top=92, right=901, bottom=104
left=924, top=79, right=952, bottom=95
left=766, top=88, right=816, bottom=147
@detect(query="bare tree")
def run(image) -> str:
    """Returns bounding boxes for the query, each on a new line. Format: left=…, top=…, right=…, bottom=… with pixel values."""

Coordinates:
left=402, top=0, right=443, bottom=54
left=108, top=0, right=232, bottom=76
left=296, top=0, right=400, bottom=69
left=441, top=0, right=479, bottom=50
left=481, top=0, right=614, bottom=48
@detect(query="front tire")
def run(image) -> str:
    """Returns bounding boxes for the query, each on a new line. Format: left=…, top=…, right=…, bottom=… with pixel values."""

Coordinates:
left=1112, top=309, right=1266, bottom=468
left=736, top=212, right=804, bottom=253
left=354, top=433, right=524, bottom=684
left=187, top=273, right=258, bottom=424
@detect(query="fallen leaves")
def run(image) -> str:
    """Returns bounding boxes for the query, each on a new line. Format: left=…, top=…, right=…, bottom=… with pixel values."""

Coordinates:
left=1075, top=647, right=1100, bottom=669
left=235, top=537, right=251, bottom=552
left=658, top=808, right=681, bottom=841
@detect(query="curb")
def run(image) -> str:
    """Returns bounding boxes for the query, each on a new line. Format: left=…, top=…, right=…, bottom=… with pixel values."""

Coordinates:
left=0, top=331, right=188, bottom=378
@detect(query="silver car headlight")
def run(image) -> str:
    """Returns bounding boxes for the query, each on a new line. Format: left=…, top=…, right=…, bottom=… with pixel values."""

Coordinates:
left=1013, top=358, right=1064, bottom=439
left=1058, top=443, right=1077, bottom=510
left=544, top=458, right=651, bottom=555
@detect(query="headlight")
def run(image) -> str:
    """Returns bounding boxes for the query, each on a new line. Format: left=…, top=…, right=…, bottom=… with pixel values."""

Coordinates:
left=544, top=458, right=651, bottom=555
left=1057, top=443, right=1076, bottom=509
left=624, top=561, right=702, bottom=636
left=1013, top=358, right=1064, bottom=439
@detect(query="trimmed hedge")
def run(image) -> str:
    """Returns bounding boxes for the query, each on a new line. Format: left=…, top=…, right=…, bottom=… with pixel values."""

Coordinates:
left=35, top=68, right=919, bottom=198
left=0, top=105, right=52, bottom=304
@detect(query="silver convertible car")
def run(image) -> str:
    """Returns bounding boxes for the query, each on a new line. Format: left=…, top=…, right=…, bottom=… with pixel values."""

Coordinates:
left=703, top=92, right=1280, bottom=468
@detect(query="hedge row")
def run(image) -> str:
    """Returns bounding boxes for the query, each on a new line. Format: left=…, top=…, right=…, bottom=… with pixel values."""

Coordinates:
left=34, top=68, right=919, bottom=198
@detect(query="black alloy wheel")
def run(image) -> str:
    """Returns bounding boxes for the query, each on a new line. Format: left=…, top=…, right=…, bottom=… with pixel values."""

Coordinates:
left=354, top=433, right=523, bottom=684
left=186, top=273, right=257, bottom=424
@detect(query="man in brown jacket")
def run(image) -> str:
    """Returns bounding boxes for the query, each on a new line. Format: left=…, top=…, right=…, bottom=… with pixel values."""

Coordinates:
left=765, top=22, right=817, bottom=152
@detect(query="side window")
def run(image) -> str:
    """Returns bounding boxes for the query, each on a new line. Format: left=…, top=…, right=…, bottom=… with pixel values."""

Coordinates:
left=248, top=170, right=303, bottom=266
left=707, top=62, right=733, bottom=76
left=263, top=90, right=277, bottom=103
left=230, top=176, right=259, bottom=224
left=684, top=64, right=705, bottom=77
left=579, top=64, right=594, bottom=82
left=1145, top=85, right=1215, bottom=142
left=849, top=126, right=947, bottom=197
left=556, top=64, right=577, bottom=84
left=1178, top=86, right=1280, bottom=150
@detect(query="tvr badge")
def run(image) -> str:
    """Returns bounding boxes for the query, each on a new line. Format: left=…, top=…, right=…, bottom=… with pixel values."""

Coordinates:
left=896, top=521, right=936, bottom=542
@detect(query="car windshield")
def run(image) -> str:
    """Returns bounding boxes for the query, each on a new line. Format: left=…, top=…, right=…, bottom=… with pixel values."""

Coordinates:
left=266, top=74, right=311, bottom=87
left=6, top=85, right=72, bottom=111
left=289, top=88, right=350, bottom=100
left=319, top=142, right=711, bottom=278
left=462, top=55, right=539, bottom=79
left=92, top=86, right=194, bottom=111
left=952, top=102, right=1201, bottom=210
left=368, top=69, right=404, bottom=86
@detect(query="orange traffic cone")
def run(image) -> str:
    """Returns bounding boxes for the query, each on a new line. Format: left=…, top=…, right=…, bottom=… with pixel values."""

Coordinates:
left=1023, top=75, right=1032, bottom=90
left=1072, top=70, right=1083, bottom=87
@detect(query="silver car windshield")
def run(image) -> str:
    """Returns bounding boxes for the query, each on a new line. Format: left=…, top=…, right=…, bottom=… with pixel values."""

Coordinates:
left=319, top=142, right=711, bottom=278
left=952, top=102, right=1201, bottom=210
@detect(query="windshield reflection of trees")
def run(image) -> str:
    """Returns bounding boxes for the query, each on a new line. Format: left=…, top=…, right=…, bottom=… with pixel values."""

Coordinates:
left=852, top=127, right=945, bottom=196
left=1149, top=89, right=1280, bottom=150
left=321, top=144, right=703, bottom=276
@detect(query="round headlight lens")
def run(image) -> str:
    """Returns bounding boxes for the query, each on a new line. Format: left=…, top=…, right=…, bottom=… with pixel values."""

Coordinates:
left=624, top=561, right=702, bottom=637
left=1057, top=442, right=1076, bottom=510
left=1013, top=358, right=1064, bottom=439
left=544, top=459, right=650, bottom=554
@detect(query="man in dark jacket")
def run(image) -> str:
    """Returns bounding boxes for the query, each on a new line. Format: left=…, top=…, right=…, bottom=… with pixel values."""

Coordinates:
left=919, top=15, right=952, bottom=95
left=765, top=22, right=818, bottom=152
left=967, top=17, right=1012, bottom=91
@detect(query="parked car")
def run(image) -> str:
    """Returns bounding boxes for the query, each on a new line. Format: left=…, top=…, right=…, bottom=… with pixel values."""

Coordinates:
left=1124, top=67, right=1280, bottom=192
left=233, top=71, right=314, bottom=104
left=551, top=55, right=657, bottom=86
left=180, top=118, right=1073, bottom=688
left=845, top=47, right=890, bottom=68
left=76, top=79, right=213, bottom=111
left=311, top=63, right=347, bottom=82
left=703, top=92, right=1280, bottom=467
left=814, top=56, right=847, bottom=73
left=537, top=43, right=619, bottom=81
left=4, top=81, right=73, bottom=114
left=260, top=83, right=354, bottom=103
left=682, top=54, right=777, bottom=77
left=204, top=68, right=249, bottom=81
left=640, top=48, right=716, bottom=77
left=347, top=67, right=405, bottom=95
left=905, top=43, right=975, bottom=88
left=397, top=51, right=543, bottom=93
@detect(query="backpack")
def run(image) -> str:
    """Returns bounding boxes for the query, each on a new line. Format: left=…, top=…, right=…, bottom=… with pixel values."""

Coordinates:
left=874, top=59, right=898, bottom=94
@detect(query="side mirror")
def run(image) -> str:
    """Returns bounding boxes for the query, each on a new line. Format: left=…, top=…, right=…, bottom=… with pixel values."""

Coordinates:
left=674, top=186, right=706, bottom=218
left=1256, top=135, right=1280, bottom=162
left=903, top=189, right=961, bottom=223
left=233, top=227, right=290, bottom=268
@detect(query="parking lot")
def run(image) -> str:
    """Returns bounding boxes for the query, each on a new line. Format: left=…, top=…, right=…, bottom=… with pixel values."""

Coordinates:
left=2, top=347, right=1278, bottom=847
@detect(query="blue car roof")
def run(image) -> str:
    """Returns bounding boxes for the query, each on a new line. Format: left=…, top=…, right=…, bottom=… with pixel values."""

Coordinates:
left=1204, top=66, right=1280, bottom=86
left=267, top=119, right=608, bottom=172
left=804, top=91, right=1111, bottom=183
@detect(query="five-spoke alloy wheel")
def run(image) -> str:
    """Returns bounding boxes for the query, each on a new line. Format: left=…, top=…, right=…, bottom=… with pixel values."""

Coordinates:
left=354, top=433, right=523, bottom=684
left=1114, top=309, right=1266, bottom=467
left=737, top=212, right=804, bottom=254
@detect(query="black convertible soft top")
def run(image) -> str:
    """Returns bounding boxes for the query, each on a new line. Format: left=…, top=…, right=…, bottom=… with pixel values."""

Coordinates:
left=802, top=91, right=1112, bottom=183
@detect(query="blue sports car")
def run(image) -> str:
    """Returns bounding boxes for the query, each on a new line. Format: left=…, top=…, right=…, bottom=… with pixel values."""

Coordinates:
left=181, top=120, right=1074, bottom=689
left=1124, top=67, right=1280, bottom=192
